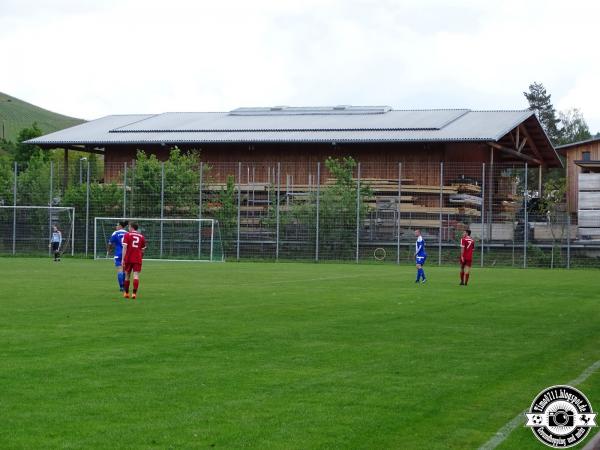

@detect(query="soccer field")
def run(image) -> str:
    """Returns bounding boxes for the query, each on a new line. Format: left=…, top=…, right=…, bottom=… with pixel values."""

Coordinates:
left=1, top=258, right=599, bottom=449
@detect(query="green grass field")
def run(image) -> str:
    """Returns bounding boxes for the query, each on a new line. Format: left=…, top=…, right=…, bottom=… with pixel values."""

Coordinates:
left=1, top=258, right=599, bottom=449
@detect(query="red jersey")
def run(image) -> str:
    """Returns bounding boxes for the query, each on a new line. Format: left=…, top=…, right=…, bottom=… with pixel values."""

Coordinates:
left=461, top=236, right=475, bottom=260
left=123, top=231, right=146, bottom=264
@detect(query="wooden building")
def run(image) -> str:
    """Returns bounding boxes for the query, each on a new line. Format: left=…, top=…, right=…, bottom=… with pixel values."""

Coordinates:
left=557, top=136, right=600, bottom=212
left=27, top=106, right=563, bottom=244
left=28, top=106, right=561, bottom=180
left=557, top=137, right=600, bottom=239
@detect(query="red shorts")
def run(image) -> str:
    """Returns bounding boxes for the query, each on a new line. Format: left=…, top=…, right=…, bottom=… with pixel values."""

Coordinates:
left=124, top=262, right=142, bottom=273
left=461, top=258, right=472, bottom=268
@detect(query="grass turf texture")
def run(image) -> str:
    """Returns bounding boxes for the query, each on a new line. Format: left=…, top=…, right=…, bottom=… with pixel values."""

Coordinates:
left=1, top=259, right=599, bottom=449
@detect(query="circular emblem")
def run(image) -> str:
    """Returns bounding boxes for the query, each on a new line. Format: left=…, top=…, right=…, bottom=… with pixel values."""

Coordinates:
left=525, top=385, right=597, bottom=448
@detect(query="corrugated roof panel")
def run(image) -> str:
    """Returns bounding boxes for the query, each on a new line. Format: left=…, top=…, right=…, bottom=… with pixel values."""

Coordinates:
left=27, top=114, right=155, bottom=145
left=26, top=109, right=534, bottom=145
left=111, top=109, right=472, bottom=133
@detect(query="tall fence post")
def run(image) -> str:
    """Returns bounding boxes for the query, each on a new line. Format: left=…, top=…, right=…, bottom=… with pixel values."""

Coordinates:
left=524, top=163, right=528, bottom=268
left=85, top=160, right=90, bottom=257
left=438, top=162, right=443, bottom=266
left=315, top=162, right=320, bottom=262
left=276, top=162, right=281, bottom=261
left=12, top=162, right=17, bottom=255
left=130, top=161, right=135, bottom=217
left=355, top=162, right=361, bottom=263
left=210, top=220, right=214, bottom=262
left=237, top=162, right=242, bottom=261
left=488, top=148, right=494, bottom=243
left=160, top=162, right=165, bottom=258
left=397, top=162, right=402, bottom=265
left=71, top=207, right=75, bottom=257
left=481, top=162, right=485, bottom=267
left=198, top=162, right=203, bottom=259
left=566, top=163, right=571, bottom=269
left=566, top=212, right=571, bottom=269
left=123, top=162, right=127, bottom=218
left=49, top=161, right=53, bottom=256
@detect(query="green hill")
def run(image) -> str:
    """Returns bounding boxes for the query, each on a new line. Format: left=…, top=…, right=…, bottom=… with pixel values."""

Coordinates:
left=0, top=92, right=84, bottom=143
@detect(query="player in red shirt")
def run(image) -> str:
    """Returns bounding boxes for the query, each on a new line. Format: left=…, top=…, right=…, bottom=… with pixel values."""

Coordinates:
left=460, top=229, right=475, bottom=286
left=121, top=221, right=147, bottom=299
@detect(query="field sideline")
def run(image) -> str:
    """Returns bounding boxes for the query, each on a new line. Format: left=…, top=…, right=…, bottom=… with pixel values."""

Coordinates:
left=1, top=258, right=599, bottom=449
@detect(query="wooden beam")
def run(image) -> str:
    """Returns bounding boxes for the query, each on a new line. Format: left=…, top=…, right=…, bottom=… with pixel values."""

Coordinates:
left=39, top=145, right=105, bottom=155
left=488, top=142, right=542, bottom=165
left=518, top=125, right=545, bottom=166
left=518, top=137, right=527, bottom=153
left=84, top=146, right=106, bottom=155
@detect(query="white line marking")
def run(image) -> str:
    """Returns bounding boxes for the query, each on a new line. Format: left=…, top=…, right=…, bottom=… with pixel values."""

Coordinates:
left=478, top=359, right=600, bottom=450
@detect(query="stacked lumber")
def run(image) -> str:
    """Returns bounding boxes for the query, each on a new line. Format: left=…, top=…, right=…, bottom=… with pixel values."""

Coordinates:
left=201, top=175, right=485, bottom=224
left=451, top=183, right=482, bottom=194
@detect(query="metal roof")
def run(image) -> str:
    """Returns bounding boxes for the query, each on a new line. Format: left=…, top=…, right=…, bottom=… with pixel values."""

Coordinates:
left=27, top=107, right=536, bottom=145
left=556, top=136, right=600, bottom=151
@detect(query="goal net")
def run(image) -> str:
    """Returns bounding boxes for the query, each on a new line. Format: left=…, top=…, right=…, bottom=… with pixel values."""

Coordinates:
left=94, top=217, right=225, bottom=262
left=0, top=206, right=75, bottom=256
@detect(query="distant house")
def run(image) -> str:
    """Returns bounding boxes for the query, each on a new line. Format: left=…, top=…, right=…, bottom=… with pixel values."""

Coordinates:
left=557, top=137, right=600, bottom=239
left=557, top=136, right=600, bottom=212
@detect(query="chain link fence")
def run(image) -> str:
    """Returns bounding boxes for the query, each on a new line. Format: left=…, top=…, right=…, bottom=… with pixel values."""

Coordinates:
left=1, top=156, right=599, bottom=268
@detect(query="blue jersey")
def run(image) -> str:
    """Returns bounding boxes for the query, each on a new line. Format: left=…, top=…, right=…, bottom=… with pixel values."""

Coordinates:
left=109, top=229, right=126, bottom=258
left=415, top=235, right=426, bottom=257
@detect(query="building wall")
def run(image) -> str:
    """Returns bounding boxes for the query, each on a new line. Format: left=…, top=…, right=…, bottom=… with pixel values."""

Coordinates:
left=103, top=141, right=491, bottom=184
left=564, top=141, right=600, bottom=212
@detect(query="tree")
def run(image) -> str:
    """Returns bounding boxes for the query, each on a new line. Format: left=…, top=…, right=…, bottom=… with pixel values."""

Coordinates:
left=213, top=175, right=238, bottom=252
left=163, top=146, right=200, bottom=216
left=282, top=156, right=373, bottom=259
left=537, top=177, right=567, bottom=268
left=557, top=109, right=592, bottom=145
left=0, top=155, right=14, bottom=205
left=12, top=123, right=46, bottom=169
left=62, top=181, right=124, bottom=217
left=523, top=82, right=562, bottom=144
left=130, top=147, right=201, bottom=217
left=0, top=138, right=16, bottom=158
left=16, top=152, right=52, bottom=205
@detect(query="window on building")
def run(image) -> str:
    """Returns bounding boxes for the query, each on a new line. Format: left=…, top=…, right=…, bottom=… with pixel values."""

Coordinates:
left=582, top=151, right=591, bottom=161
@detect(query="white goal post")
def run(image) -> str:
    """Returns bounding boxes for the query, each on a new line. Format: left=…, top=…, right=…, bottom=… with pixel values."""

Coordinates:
left=0, top=205, right=75, bottom=256
left=94, top=217, right=224, bottom=262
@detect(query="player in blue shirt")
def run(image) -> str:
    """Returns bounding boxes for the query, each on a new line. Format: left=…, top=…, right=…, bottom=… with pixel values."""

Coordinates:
left=414, top=229, right=427, bottom=283
left=107, top=220, right=128, bottom=291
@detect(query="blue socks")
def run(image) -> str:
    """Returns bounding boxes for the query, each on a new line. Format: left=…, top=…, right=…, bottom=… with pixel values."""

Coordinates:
left=118, top=272, right=125, bottom=290
left=416, top=268, right=426, bottom=282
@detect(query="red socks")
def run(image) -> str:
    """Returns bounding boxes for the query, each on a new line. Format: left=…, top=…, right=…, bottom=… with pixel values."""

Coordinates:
left=460, top=271, right=464, bottom=283
left=124, top=279, right=130, bottom=293
left=133, top=279, right=139, bottom=293
left=465, top=273, right=470, bottom=285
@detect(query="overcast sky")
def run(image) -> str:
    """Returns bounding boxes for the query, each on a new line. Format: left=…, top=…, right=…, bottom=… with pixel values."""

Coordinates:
left=1, top=0, right=599, bottom=132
